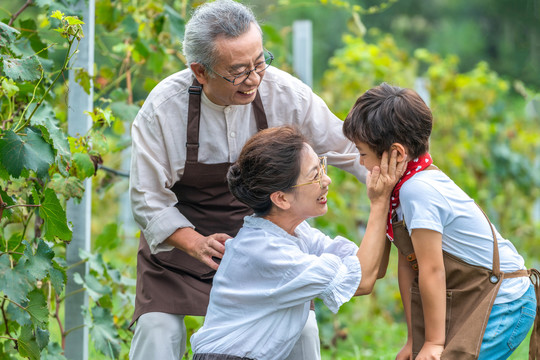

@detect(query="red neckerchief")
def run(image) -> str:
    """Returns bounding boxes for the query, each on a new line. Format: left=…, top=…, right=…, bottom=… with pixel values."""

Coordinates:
left=387, top=153, right=433, bottom=241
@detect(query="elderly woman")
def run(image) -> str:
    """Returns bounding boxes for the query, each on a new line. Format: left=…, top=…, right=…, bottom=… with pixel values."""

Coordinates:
left=190, top=126, right=403, bottom=360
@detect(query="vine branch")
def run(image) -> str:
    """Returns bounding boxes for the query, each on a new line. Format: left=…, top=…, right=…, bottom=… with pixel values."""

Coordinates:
left=8, top=0, right=33, bottom=27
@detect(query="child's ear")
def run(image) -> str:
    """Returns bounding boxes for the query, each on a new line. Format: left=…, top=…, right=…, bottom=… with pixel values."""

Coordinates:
left=270, top=191, right=291, bottom=211
left=390, top=143, right=408, bottom=163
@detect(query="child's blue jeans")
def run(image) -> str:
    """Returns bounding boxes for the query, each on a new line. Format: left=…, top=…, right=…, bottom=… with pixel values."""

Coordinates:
left=478, top=283, right=536, bottom=360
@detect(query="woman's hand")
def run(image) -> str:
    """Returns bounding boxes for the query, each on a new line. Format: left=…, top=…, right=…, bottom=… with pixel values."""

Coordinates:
left=367, top=149, right=406, bottom=203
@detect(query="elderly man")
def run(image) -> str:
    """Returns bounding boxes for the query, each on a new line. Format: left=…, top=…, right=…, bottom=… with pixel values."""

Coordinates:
left=128, top=0, right=366, bottom=359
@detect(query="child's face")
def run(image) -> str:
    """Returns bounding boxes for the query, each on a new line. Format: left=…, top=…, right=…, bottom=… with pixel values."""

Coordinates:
left=354, top=141, right=381, bottom=172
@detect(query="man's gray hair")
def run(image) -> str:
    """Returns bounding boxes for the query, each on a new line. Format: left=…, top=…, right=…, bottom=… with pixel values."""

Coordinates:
left=183, top=0, right=262, bottom=70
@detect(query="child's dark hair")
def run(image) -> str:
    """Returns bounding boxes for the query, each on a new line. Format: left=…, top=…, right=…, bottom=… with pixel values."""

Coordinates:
left=343, top=82, right=433, bottom=159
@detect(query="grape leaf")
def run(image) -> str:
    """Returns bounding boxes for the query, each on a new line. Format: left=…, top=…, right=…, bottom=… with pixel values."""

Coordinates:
left=0, top=21, right=19, bottom=47
left=0, top=128, right=54, bottom=178
left=30, top=104, right=71, bottom=159
left=49, top=260, right=66, bottom=294
left=49, top=174, right=85, bottom=200
left=38, top=188, right=72, bottom=241
left=23, top=239, right=54, bottom=281
left=72, top=153, right=95, bottom=179
left=0, top=256, right=33, bottom=303
left=89, top=306, right=121, bottom=358
left=2, top=55, right=43, bottom=82
left=25, top=290, right=49, bottom=328
left=18, top=325, right=40, bottom=360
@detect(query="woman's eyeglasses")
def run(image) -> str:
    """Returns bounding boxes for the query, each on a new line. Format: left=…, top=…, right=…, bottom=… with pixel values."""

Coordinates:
left=292, top=156, right=327, bottom=189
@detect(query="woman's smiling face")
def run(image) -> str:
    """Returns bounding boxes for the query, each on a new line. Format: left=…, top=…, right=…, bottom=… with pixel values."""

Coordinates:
left=286, top=144, right=332, bottom=221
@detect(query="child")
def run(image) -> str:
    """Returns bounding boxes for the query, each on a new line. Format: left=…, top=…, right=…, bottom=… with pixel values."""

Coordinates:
left=342, top=83, right=539, bottom=360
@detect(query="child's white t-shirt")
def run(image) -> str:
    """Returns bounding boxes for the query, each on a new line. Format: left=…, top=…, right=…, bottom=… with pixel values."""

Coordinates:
left=396, top=170, right=530, bottom=304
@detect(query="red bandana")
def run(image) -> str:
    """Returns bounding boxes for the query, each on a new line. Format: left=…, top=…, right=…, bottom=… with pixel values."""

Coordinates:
left=387, top=153, right=433, bottom=241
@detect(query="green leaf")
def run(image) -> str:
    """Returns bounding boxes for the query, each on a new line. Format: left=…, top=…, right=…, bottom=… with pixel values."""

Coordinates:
left=38, top=188, right=72, bottom=241
left=1, top=77, right=19, bottom=97
left=110, top=101, right=140, bottom=123
left=49, top=260, right=66, bottom=294
left=0, top=22, right=20, bottom=47
left=0, top=256, right=33, bottom=303
left=79, top=248, right=106, bottom=276
left=2, top=55, right=43, bottom=82
left=7, top=302, right=32, bottom=327
left=74, top=273, right=111, bottom=301
left=147, top=46, right=165, bottom=74
left=0, top=128, right=54, bottom=178
left=18, top=325, right=40, bottom=360
left=25, top=290, right=49, bottom=328
left=74, top=67, right=91, bottom=94
left=41, top=342, right=67, bottom=360
left=30, top=104, right=71, bottom=160
left=164, top=5, right=185, bottom=41
left=35, top=327, right=49, bottom=350
left=261, top=24, right=284, bottom=45
left=19, top=19, right=48, bottom=58
left=23, top=239, right=54, bottom=281
left=89, top=306, right=121, bottom=358
left=0, top=188, right=15, bottom=219
left=49, top=174, right=85, bottom=199
left=95, top=223, right=120, bottom=251
left=72, top=153, right=95, bottom=179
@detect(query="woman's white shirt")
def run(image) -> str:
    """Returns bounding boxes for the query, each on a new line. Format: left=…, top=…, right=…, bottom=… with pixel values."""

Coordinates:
left=190, top=215, right=361, bottom=359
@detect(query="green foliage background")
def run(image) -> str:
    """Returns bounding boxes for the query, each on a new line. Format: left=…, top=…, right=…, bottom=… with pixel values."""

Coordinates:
left=0, top=0, right=539, bottom=359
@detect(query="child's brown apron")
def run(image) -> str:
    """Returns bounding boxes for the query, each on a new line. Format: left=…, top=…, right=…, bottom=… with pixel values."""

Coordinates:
left=391, top=207, right=539, bottom=360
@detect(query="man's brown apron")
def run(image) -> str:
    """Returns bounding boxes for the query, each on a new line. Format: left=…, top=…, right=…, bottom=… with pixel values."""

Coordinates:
left=391, top=206, right=540, bottom=360
left=130, top=79, right=268, bottom=325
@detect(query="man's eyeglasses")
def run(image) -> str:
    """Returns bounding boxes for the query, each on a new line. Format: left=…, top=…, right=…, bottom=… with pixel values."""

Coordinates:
left=212, top=50, right=274, bottom=86
left=292, top=156, right=327, bottom=189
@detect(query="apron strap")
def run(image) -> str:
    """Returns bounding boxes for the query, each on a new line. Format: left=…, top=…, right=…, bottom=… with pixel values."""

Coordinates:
left=186, top=78, right=203, bottom=164
left=252, top=90, right=268, bottom=130
left=476, top=204, right=501, bottom=278
left=529, top=268, right=540, bottom=360
left=186, top=78, right=269, bottom=164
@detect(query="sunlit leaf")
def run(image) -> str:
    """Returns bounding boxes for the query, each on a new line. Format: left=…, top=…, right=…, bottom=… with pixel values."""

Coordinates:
left=95, top=222, right=120, bottom=251
left=0, top=128, right=54, bottom=178
left=72, top=153, right=96, bottom=179
left=75, top=67, right=91, bottom=94
left=38, top=188, right=72, bottom=241
left=1, top=77, right=19, bottom=97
